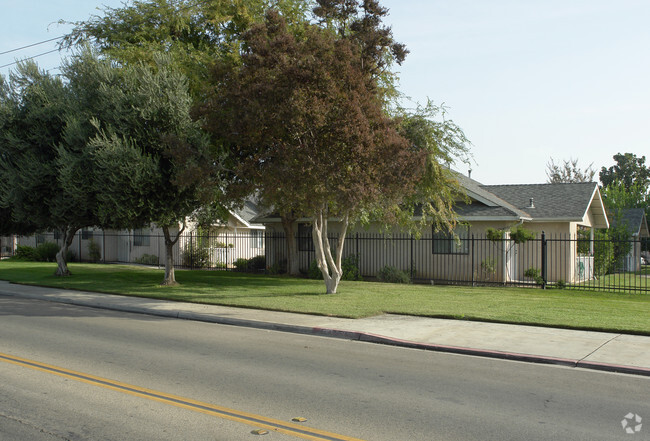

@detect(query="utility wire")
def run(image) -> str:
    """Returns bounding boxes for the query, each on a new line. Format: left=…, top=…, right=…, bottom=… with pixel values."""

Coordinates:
left=0, top=49, right=60, bottom=69
left=0, top=36, right=63, bottom=56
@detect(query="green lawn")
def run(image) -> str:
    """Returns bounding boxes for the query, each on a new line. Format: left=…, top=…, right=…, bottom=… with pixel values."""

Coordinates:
left=1, top=261, right=649, bottom=335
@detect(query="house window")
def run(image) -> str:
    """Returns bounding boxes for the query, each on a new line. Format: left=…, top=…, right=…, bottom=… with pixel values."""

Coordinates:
left=298, top=223, right=314, bottom=252
left=81, top=228, right=93, bottom=240
left=250, top=230, right=264, bottom=249
left=36, top=234, right=46, bottom=246
left=133, top=228, right=150, bottom=247
left=432, top=225, right=470, bottom=255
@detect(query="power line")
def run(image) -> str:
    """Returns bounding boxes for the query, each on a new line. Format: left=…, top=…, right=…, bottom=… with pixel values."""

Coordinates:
left=0, top=49, right=60, bottom=69
left=0, top=36, right=63, bottom=56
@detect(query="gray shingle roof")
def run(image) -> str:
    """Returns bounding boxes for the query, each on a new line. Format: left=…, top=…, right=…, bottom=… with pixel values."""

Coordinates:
left=608, top=208, right=649, bottom=236
left=481, top=182, right=598, bottom=220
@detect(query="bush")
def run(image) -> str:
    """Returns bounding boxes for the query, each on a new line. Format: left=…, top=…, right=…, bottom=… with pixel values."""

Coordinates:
left=234, top=255, right=266, bottom=272
left=135, top=254, right=159, bottom=265
left=378, top=266, right=410, bottom=284
left=14, top=245, right=39, bottom=261
left=555, top=279, right=566, bottom=289
left=182, top=246, right=211, bottom=268
left=35, top=242, right=60, bottom=262
left=249, top=255, right=266, bottom=271
left=234, top=258, right=249, bottom=271
left=308, top=259, right=323, bottom=279
left=88, top=239, right=101, bottom=262
left=510, top=226, right=536, bottom=244
left=341, top=254, right=362, bottom=281
left=524, top=267, right=544, bottom=286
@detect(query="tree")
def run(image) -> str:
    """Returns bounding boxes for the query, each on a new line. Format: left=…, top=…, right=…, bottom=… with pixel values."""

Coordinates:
left=63, top=0, right=315, bottom=276
left=599, top=152, right=650, bottom=192
left=0, top=61, right=98, bottom=276
left=61, top=0, right=312, bottom=98
left=545, top=158, right=595, bottom=183
left=65, top=50, right=216, bottom=285
left=200, top=10, right=429, bottom=293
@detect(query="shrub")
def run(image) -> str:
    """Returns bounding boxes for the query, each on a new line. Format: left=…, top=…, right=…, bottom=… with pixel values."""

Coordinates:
left=524, top=267, right=544, bottom=286
left=378, top=266, right=410, bottom=284
left=182, top=246, right=211, bottom=268
left=14, top=245, right=39, bottom=261
left=486, top=228, right=504, bottom=242
left=555, top=279, right=566, bottom=289
left=480, top=258, right=496, bottom=277
left=510, top=226, right=536, bottom=244
left=234, top=258, right=249, bottom=271
left=308, top=259, right=323, bottom=279
left=88, top=239, right=101, bottom=262
left=249, top=255, right=266, bottom=271
left=267, top=259, right=286, bottom=275
left=36, top=242, right=60, bottom=262
left=135, top=254, right=159, bottom=265
left=341, top=254, right=362, bottom=281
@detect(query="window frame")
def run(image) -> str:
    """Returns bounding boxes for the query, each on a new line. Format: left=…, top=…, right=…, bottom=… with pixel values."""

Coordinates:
left=432, top=225, right=470, bottom=255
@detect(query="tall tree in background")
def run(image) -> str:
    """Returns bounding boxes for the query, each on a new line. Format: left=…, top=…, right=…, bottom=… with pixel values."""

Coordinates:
left=201, top=10, right=431, bottom=293
left=545, top=158, right=595, bottom=183
left=599, top=152, right=650, bottom=192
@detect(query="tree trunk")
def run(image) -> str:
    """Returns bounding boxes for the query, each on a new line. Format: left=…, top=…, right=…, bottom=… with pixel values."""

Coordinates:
left=54, top=226, right=77, bottom=277
left=281, top=214, right=300, bottom=276
left=161, top=224, right=184, bottom=286
left=312, top=207, right=349, bottom=294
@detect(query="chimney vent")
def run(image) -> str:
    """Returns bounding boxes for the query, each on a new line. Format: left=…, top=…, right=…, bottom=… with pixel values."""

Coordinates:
left=529, top=198, right=535, bottom=209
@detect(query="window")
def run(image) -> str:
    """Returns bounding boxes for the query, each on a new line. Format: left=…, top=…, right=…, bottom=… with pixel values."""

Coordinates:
left=133, top=228, right=150, bottom=247
left=250, top=230, right=264, bottom=249
left=432, top=225, right=470, bottom=255
left=81, top=228, right=93, bottom=240
left=298, top=223, right=314, bottom=252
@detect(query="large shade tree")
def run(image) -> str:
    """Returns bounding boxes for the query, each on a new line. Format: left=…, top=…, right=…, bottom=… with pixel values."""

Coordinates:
left=62, top=0, right=312, bottom=99
left=68, top=50, right=217, bottom=285
left=0, top=62, right=99, bottom=276
left=201, top=10, right=434, bottom=293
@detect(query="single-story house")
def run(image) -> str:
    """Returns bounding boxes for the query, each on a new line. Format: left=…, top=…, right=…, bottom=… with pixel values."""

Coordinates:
left=607, top=208, right=649, bottom=272
left=15, top=200, right=266, bottom=268
left=257, top=173, right=610, bottom=284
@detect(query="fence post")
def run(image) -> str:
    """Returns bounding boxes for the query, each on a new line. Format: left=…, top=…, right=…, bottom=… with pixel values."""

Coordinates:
left=410, top=234, right=414, bottom=281
left=189, top=231, right=193, bottom=269
left=541, top=231, right=547, bottom=289
left=471, top=234, right=475, bottom=286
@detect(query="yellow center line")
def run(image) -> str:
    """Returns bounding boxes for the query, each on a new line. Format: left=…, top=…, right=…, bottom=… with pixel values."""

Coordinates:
left=0, top=352, right=365, bottom=441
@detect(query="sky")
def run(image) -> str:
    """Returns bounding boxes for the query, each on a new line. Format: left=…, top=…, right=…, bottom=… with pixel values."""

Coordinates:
left=1, top=0, right=649, bottom=185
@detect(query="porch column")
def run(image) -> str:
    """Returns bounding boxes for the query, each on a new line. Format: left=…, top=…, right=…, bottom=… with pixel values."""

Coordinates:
left=590, top=228, right=594, bottom=255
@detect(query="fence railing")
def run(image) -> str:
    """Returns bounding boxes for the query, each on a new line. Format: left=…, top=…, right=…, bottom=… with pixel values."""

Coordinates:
left=266, top=232, right=649, bottom=294
left=7, top=230, right=649, bottom=294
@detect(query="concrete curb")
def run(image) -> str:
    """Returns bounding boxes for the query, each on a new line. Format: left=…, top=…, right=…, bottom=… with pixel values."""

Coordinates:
left=2, top=288, right=649, bottom=377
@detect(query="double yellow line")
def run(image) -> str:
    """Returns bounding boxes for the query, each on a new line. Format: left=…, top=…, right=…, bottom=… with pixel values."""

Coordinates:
left=0, top=352, right=365, bottom=441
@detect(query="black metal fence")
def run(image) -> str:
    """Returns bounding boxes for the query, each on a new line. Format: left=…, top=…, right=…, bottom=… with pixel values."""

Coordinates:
left=7, top=230, right=649, bottom=294
left=266, top=232, right=649, bottom=294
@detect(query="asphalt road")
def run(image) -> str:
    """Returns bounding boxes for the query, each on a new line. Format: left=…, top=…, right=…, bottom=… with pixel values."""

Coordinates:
left=0, top=296, right=648, bottom=441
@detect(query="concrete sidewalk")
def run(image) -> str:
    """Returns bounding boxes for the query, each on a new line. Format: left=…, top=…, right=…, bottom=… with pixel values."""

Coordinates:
left=1, top=280, right=649, bottom=377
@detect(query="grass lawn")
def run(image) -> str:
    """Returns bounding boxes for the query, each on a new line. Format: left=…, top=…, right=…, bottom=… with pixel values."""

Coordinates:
left=1, top=261, right=649, bottom=335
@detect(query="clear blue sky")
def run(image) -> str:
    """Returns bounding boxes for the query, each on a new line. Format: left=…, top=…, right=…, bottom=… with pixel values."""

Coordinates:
left=2, top=0, right=649, bottom=185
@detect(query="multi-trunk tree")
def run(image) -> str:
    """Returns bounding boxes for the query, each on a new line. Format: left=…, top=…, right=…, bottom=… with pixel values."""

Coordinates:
left=201, top=9, right=461, bottom=293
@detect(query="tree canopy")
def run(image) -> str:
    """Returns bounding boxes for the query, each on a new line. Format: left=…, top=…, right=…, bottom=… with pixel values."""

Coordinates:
left=545, top=158, right=596, bottom=183
left=599, top=152, right=650, bottom=193
left=200, top=9, right=467, bottom=293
